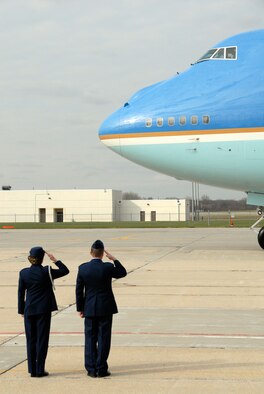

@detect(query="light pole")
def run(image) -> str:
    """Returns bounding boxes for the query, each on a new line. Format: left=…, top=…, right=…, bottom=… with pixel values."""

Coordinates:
left=117, top=200, right=122, bottom=222
left=177, top=200, right=181, bottom=222
left=34, top=192, right=51, bottom=223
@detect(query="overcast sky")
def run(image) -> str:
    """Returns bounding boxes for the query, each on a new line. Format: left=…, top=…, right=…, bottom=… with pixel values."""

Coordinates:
left=0, top=0, right=263, bottom=199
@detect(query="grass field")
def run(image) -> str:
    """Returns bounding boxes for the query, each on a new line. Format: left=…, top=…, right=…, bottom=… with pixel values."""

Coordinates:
left=0, top=211, right=259, bottom=229
left=0, top=219, right=259, bottom=230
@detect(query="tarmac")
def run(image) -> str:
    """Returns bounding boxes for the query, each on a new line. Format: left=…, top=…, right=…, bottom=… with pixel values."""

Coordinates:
left=1, top=227, right=264, bottom=393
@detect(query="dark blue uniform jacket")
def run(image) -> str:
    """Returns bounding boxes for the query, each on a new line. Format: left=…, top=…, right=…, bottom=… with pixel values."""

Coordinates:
left=76, top=258, right=127, bottom=317
left=18, top=261, right=69, bottom=316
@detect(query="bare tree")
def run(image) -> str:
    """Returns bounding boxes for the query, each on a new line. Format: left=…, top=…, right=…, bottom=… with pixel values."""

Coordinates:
left=122, top=191, right=141, bottom=200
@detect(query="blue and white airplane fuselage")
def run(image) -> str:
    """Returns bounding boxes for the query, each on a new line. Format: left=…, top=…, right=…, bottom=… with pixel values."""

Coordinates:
left=99, top=30, right=264, bottom=247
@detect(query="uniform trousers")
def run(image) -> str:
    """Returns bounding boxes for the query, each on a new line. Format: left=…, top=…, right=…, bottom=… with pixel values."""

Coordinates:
left=24, top=312, right=51, bottom=375
left=84, top=315, right=113, bottom=374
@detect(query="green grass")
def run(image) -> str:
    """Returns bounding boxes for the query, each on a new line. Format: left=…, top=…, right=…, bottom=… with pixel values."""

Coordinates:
left=0, top=219, right=258, bottom=229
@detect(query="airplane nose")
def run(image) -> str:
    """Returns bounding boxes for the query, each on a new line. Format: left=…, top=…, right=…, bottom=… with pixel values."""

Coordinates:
left=98, top=111, right=120, bottom=139
left=98, top=109, right=122, bottom=153
left=99, top=103, right=141, bottom=154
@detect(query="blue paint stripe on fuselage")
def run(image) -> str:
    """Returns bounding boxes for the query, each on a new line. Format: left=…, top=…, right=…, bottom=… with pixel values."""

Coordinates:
left=99, top=30, right=264, bottom=138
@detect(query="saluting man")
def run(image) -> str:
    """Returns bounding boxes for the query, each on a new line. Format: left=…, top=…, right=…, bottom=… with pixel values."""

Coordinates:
left=18, top=247, right=69, bottom=377
left=76, top=240, right=127, bottom=378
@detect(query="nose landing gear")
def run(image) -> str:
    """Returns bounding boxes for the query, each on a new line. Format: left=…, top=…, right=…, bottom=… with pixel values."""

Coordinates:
left=258, top=227, right=264, bottom=249
left=251, top=207, right=264, bottom=249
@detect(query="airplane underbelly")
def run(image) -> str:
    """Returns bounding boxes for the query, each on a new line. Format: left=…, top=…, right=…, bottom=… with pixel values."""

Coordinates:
left=112, top=134, right=264, bottom=193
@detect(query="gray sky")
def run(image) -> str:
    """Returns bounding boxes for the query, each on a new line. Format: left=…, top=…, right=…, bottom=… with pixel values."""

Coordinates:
left=1, top=0, right=263, bottom=199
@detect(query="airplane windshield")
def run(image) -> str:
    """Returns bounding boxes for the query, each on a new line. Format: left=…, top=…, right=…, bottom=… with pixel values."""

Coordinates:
left=198, top=49, right=217, bottom=61
left=197, top=46, right=237, bottom=62
left=213, top=48, right=225, bottom=59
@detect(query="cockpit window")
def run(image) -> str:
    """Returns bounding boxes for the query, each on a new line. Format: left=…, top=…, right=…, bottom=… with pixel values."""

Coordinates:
left=226, top=47, right=237, bottom=59
left=213, top=48, right=225, bottom=59
left=197, top=46, right=237, bottom=62
left=198, top=49, right=217, bottom=61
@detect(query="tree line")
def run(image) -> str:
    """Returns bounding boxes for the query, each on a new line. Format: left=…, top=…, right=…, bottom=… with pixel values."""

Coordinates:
left=122, top=192, right=255, bottom=212
left=198, top=196, right=254, bottom=212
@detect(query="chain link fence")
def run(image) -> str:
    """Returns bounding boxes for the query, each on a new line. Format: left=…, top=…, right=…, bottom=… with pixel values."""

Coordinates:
left=0, top=210, right=257, bottom=224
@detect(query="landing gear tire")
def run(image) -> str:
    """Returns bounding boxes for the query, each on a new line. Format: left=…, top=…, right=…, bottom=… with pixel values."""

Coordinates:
left=258, top=227, right=264, bottom=249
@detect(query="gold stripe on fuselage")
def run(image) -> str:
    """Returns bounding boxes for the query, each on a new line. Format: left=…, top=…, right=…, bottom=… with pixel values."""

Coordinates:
left=99, top=127, right=264, bottom=140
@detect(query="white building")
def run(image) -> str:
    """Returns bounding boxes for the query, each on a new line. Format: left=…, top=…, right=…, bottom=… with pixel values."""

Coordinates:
left=119, top=199, right=189, bottom=222
left=0, top=189, right=122, bottom=223
left=0, top=189, right=189, bottom=223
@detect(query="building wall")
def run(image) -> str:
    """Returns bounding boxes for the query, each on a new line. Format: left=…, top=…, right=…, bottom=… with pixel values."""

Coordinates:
left=0, top=189, right=189, bottom=223
left=0, top=189, right=122, bottom=223
left=119, top=199, right=190, bottom=221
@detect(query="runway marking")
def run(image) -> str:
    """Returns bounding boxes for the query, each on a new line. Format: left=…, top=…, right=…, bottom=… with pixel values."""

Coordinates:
left=111, top=236, right=134, bottom=240
left=2, top=331, right=264, bottom=339
left=0, top=332, right=24, bottom=335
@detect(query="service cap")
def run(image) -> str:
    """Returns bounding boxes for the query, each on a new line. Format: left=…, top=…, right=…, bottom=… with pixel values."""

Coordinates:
left=29, top=246, right=45, bottom=259
left=91, top=240, right=104, bottom=250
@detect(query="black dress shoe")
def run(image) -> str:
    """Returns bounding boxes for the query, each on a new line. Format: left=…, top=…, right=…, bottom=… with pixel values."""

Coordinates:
left=36, top=371, right=49, bottom=377
left=98, top=371, right=111, bottom=378
left=87, top=371, right=97, bottom=378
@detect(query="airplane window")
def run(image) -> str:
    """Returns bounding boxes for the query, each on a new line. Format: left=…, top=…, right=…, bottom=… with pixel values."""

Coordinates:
left=226, top=47, right=237, bottom=59
left=197, top=46, right=237, bottom=63
left=157, top=117, right=163, bottom=127
left=203, top=115, right=210, bottom=124
left=191, top=116, right=198, bottom=125
left=168, top=117, right=175, bottom=126
left=145, top=118, right=152, bottom=127
left=198, top=48, right=217, bottom=62
left=179, top=116, right=186, bottom=126
left=213, top=48, right=225, bottom=59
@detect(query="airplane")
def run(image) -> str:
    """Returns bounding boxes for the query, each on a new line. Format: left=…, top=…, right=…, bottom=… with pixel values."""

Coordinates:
left=99, top=29, right=264, bottom=248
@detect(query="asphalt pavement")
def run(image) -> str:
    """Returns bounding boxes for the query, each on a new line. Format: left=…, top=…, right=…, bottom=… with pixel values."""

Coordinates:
left=1, top=228, right=264, bottom=393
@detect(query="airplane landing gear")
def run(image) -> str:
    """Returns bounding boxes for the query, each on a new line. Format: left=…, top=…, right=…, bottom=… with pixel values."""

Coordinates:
left=258, top=227, right=264, bottom=249
left=251, top=207, right=264, bottom=249
left=257, top=208, right=263, bottom=216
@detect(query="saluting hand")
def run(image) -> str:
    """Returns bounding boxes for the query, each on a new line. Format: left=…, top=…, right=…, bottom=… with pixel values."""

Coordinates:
left=104, top=250, right=116, bottom=261
left=46, top=252, right=57, bottom=263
